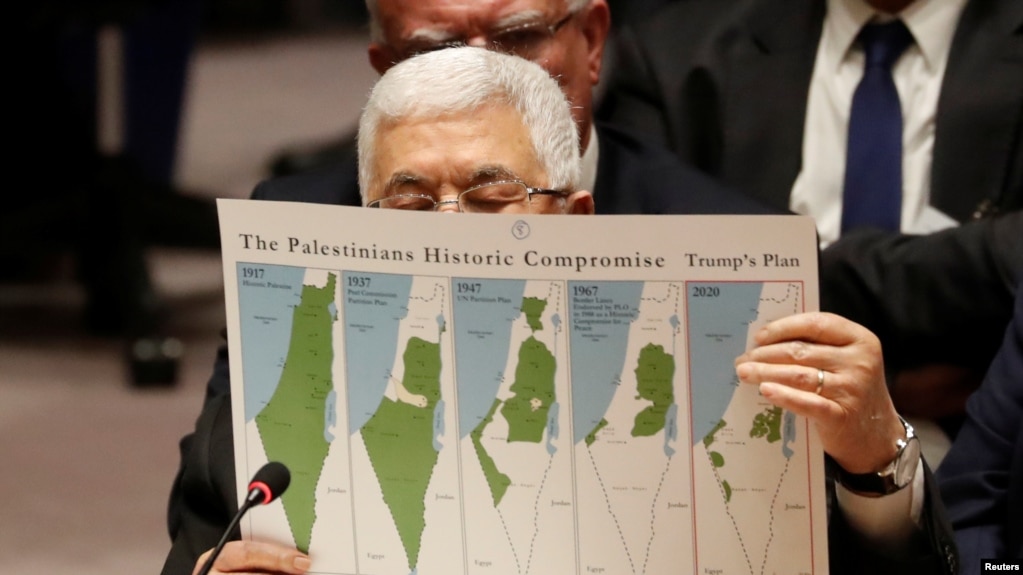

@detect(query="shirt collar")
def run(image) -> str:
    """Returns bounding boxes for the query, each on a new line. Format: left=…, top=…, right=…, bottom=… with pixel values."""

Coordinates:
left=823, top=0, right=967, bottom=73
left=580, top=124, right=599, bottom=194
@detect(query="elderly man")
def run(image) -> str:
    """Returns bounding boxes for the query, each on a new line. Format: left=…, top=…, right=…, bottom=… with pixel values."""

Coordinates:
left=253, top=0, right=769, bottom=216
left=162, top=47, right=956, bottom=575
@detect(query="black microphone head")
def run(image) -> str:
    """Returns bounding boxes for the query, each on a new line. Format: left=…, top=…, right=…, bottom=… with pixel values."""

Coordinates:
left=248, top=461, right=291, bottom=505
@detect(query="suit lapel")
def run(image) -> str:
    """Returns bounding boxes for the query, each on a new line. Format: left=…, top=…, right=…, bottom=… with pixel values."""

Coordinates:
left=593, top=127, right=644, bottom=215
left=720, top=0, right=825, bottom=210
left=933, top=0, right=1023, bottom=220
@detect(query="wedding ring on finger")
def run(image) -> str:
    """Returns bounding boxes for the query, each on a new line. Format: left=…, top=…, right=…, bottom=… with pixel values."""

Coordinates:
left=816, top=369, right=825, bottom=395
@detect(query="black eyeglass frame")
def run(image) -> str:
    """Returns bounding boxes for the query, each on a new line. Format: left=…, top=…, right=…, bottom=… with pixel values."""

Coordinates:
left=396, top=10, right=578, bottom=61
left=366, top=180, right=569, bottom=213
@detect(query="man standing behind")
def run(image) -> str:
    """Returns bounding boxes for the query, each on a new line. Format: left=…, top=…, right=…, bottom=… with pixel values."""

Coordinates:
left=253, top=0, right=771, bottom=218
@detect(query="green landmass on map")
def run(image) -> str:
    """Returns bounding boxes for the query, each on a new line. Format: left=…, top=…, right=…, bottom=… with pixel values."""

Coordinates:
left=709, top=451, right=725, bottom=467
left=471, top=399, right=512, bottom=506
left=631, top=343, right=675, bottom=437
left=255, top=273, right=337, bottom=553
left=501, top=335, right=556, bottom=443
left=585, top=418, right=609, bottom=446
left=703, top=418, right=730, bottom=502
left=468, top=300, right=556, bottom=509
left=703, top=418, right=727, bottom=447
left=360, top=336, right=442, bottom=570
left=750, top=406, right=783, bottom=443
left=520, top=297, right=547, bottom=332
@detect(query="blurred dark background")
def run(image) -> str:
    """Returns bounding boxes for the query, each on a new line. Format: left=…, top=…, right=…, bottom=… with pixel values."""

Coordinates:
left=2, top=2, right=376, bottom=572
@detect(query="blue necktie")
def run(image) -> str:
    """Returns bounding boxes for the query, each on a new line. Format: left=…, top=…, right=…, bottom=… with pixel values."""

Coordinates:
left=841, top=20, right=914, bottom=233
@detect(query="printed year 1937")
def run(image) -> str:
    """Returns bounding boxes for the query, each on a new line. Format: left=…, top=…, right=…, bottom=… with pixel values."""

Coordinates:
left=348, top=276, right=371, bottom=288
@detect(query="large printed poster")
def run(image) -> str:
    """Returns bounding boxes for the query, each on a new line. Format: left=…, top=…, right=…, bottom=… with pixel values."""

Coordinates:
left=218, top=199, right=829, bottom=575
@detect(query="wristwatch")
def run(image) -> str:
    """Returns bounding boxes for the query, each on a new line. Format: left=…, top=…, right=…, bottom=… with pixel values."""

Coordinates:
left=835, top=416, right=920, bottom=497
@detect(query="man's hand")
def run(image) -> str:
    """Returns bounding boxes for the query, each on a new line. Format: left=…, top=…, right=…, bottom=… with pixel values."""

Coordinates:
left=193, top=541, right=310, bottom=575
left=735, top=312, right=905, bottom=474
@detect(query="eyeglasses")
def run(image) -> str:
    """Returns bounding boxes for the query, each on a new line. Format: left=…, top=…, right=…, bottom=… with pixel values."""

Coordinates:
left=367, top=180, right=569, bottom=213
left=397, top=11, right=576, bottom=62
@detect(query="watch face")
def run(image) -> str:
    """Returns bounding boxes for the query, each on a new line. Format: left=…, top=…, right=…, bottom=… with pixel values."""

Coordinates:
left=894, top=436, right=921, bottom=488
left=836, top=417, right=920, bottom=496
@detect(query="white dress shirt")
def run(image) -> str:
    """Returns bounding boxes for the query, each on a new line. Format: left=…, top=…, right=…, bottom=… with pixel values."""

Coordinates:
left=796, top=0, right=968, bottom=546
left=790, top=0, right=967, bottom=246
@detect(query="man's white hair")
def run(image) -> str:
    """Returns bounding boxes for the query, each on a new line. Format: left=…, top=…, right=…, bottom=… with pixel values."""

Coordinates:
left=358, top=46, right=581, bottom=198
left=364, top=0, right=593, bottom=44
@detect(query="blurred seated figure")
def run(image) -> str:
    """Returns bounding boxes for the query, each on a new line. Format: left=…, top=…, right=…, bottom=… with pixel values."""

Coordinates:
left=937, top=286, right=1023, bottom=570
left=8, top=0, right=216, bottom=385
left=162, top=46, right=957, bottom=575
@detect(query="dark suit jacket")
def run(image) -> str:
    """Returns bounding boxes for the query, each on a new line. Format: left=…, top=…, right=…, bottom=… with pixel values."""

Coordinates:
left=821, top=212, right=1022, bottom=373
left=594, top=123, right=781, bottom=215
left=598, top=0, right=1023, bottom=220
left=937, top=288, right=1023, bottom=571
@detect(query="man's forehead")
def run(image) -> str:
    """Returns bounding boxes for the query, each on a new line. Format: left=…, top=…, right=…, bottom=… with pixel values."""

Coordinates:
left=382, top=164, right=524, bottom=193
left=369, top=104, right=547, bottom=196
left=380, top=0, right=563, bottom=40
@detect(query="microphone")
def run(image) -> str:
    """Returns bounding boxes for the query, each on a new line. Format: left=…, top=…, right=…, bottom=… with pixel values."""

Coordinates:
left=197, top=462, right=291, bottom=575
left=244, top=461, right=291, bottom=507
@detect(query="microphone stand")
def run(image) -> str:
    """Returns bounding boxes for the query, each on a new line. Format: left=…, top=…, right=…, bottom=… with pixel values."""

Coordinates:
left=195, top=487, right=271, bottom=575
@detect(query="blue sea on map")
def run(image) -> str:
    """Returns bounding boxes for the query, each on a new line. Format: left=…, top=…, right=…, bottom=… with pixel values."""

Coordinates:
left=568, top=281, right=644, bottom=444
left=451, top=279, right=526, bottom=435
left=325, top=390, right=337, bottom=442
left=545, top=402, right=561, bottom=455
left=238, top=264, right=305, bottom=421
left=782, top=410, right=797, bottom=458
left=664, top=403, right=679, bottom=456
left=687, top=282, right=763, bottom=442
left=343, top=272, right=413, bottom=434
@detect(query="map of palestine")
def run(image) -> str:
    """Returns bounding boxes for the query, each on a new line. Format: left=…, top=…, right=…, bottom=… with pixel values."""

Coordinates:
left=235, top=263, right=822, bottom=575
